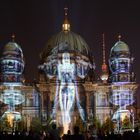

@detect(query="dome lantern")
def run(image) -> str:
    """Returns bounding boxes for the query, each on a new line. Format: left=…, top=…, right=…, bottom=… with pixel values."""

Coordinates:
left=11, top=34, right=16, bottom=42
left=118, top=34, right=121, bottom=41
left=62, top=7, right=70, bottom=32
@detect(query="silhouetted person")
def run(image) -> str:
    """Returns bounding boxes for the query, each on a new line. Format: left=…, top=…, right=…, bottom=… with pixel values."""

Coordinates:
left=62, top=130, right=71, bottom=140
left=71, top=126, right=85, bottom=140
left=133, top=127, right=140, bottom=140
left=49, top=124, right=61, bottom=140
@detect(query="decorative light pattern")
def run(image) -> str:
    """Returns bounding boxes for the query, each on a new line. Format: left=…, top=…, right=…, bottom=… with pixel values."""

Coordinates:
left=0, top=40, right=25, bottom=124
left=0, top=83, right=25, bottom=124
left=111, top=82, right=135, bottom=130
left=110, top=88, right=134, bottom=107
left=53, top=53, right=85, bottom=134
left=0, top=88, right=24, bottom=105
left=109, top=39, right=136, bottom=131
left=39, top=50, right=93, bottom=134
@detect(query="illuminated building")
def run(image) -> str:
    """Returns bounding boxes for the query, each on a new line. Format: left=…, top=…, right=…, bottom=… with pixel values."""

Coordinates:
left=0, top=8, right=138, bottom=133
left=109, top=35, right=138, bottom=131
left=38, top=8, right=96, bottom=133
left=0, top=35, right=25, bottom=126
left=0, top=36, right=40, bottom=131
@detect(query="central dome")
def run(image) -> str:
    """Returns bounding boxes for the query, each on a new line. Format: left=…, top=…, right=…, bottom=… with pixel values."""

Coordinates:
left=40, top=7, right=91, bottom=61
left=40, top=31, right=90, bottom=61
left=39, top=8, right=95, bottom=83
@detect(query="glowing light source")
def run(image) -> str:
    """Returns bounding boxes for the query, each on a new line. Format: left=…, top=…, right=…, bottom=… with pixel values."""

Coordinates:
left=2, top=111, right=22, bottom=127
left=62, top=7, right=70, bottom=32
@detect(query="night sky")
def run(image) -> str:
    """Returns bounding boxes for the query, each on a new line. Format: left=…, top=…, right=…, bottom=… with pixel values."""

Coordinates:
left=0, top=0, right=140, bottom=85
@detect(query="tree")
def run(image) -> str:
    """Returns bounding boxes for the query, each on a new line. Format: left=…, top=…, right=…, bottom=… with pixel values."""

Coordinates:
left=93, top=117, right=101, bottom=131
left=17, top=119, right=25, bottom=131
left=30, top=117, right=42, bottom=133
left=101, top=117, right=113, bottom=133
left=121, top=115, right=132, bottom=129
left=75, top=116, right=85, bottom=132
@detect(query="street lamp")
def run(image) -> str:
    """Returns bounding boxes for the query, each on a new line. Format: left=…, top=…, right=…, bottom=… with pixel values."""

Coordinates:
left=130, top=109, right=134, bottom=131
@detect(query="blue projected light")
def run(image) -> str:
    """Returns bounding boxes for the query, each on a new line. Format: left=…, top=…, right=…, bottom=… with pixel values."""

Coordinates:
left=40, top=51, right=92, bottom=134
left=111, top=83, right=134, bottom=126
left=110, top=90, right=134, bottom=106
left=0, top=89, right=24, bottom=105
left=57, top=53, right=85, bottom=133
left=0, top=41, right=25, bottom=124
left=108, top=39, right=136, bottom=131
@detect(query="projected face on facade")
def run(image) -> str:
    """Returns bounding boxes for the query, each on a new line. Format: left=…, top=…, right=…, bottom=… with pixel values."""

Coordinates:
left=62, top=53, right=70, bottom=64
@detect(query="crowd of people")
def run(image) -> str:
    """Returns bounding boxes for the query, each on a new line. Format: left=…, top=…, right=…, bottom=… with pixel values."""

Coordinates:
left=0, top=125, right=140, bottom=140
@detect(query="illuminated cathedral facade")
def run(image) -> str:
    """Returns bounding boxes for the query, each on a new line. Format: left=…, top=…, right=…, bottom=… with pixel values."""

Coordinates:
left=0, top=9, right=138, bottom=133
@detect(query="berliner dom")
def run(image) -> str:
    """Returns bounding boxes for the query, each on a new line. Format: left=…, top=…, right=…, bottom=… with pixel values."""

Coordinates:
left=0, top=9, right=138, bottom=134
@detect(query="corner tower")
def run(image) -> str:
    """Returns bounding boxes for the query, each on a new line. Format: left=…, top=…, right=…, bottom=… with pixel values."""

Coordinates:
left=109, top=35, right=135, bottom=82
left=109, top=35, right=138, bottom=131
left=0, top=35, right=25, bottom=128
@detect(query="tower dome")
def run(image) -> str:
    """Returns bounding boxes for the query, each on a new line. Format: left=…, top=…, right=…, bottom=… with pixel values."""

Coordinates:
left=110, top=35, right=130, bottom=58
left=0, top=36, right=25, bottom=83
left=111, top=41, right=129, bottom=52
left=109, top=36, right=134, bottom=82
